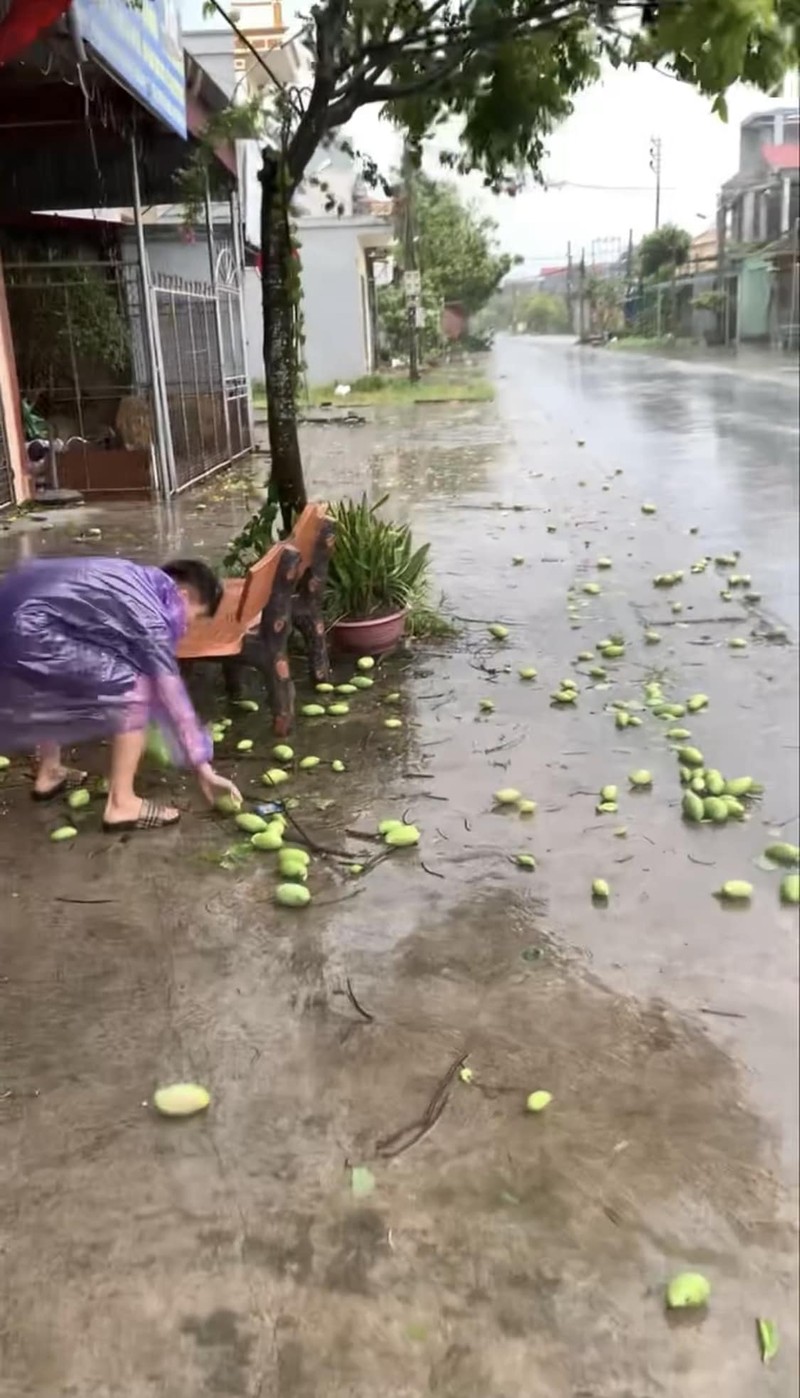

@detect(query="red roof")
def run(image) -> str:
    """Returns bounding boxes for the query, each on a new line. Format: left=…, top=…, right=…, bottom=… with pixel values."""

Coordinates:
left=540, top=265, right=567, bottom=277
left=762, top=143, right=800, bottom=171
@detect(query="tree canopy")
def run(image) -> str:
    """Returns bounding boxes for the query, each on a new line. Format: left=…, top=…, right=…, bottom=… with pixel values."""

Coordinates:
left=396, top=175, right=513, bottom=313
left=639, top=224, right=692, bottom=279
left=210, top=0, right=799, bottom=508
left=277, top=0, right=797, bottom=193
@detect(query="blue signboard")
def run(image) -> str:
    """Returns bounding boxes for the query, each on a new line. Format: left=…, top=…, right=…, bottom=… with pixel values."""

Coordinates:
left=73, top=0, right=187, bottom=138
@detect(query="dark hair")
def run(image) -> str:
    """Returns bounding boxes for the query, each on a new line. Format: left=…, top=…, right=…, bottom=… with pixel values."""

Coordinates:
left=163, top=559, right=223, bottom=616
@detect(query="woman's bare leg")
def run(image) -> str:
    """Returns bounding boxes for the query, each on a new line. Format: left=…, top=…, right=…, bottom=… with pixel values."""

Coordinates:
left=103, top=729, right=178, bottom=825
left=33, top=742, right=65, bottom=794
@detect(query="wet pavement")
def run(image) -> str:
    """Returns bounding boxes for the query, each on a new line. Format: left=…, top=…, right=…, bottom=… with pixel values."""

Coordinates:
left=1, top=335, right=798, bottom=1397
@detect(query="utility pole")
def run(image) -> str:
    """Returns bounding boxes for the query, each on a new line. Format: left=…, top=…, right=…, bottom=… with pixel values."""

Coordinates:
left=566, top=241, right=574, bottom=334
left=401, top=142, right=420, bottom=382
left=716, top=196, right=728, bottom=345
left=649, top=135, right=662, bottom=230
left=578, top=248, right=586, bottom=341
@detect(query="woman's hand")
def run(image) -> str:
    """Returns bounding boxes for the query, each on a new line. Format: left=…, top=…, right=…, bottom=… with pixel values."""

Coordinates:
left=196, top=763, right=243, bottom=808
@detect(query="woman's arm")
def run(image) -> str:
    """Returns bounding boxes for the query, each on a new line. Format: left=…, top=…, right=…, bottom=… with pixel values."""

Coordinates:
left=150, top=669, right=212, bottom=769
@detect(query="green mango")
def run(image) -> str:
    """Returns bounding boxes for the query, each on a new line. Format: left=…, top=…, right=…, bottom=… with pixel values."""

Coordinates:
left=678, top=746, right=704, bottom=768
left=705, top=770, right=725, bottom=796
left=666, top=1273, right=710, bottom=1310
left=50, top=825, right=78, bottom=842
left=704, top=797, right=729, bottom=823
left=780, top=875, right=800, bottom=905
left=384, top=824, right=420, bottom=848
left=717, top=880, right=753, bottom=901
left=275, top=884, right=311, bottom=908
left=724, top=776, right=754, bottom=797
left=235, top=812, right=268, bottom=834
left=262, top=769, right=290, bottom=787
left=682, top=791, right=704, bottom=822
left=251, top=827, right=284, bottom=851
left=764, top=843, right=800, bottom=867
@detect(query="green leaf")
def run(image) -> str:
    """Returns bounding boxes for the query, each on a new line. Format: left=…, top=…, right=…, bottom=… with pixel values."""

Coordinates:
left=757, top=1318, right=779, bottom=1364
left=350, top=1165, right=376, bottom=1199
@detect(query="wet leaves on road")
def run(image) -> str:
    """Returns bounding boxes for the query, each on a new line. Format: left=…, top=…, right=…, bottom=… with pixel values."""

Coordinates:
left=756, top=1317, right=779, bottom=1363
left=350, top=1166, right=376, bottom=1199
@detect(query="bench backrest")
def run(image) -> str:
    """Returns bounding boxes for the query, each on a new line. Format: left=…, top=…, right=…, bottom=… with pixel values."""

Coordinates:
left=290, top=502, right=329, bottom=572
left=236, top=542, right=288, bottom=631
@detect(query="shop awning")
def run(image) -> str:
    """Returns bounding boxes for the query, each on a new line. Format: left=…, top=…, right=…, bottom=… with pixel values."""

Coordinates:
left=0, top=0, right=69, bottom=65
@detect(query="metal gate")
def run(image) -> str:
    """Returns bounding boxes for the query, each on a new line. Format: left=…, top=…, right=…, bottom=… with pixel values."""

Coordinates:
left=151, top=255, right=253, bottom=494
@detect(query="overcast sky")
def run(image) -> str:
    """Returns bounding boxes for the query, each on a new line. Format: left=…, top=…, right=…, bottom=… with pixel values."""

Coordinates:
left=181, top=0, right=797, bottom=272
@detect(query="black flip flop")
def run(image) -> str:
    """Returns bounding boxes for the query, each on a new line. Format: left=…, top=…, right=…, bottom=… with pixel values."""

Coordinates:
left=102, top=798, right=182, bottom=834
left=31, top=769, right=89, bottom=803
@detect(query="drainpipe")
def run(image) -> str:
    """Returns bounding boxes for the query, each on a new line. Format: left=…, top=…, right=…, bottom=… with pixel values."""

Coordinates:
left=229, top=187, right=255, bottom=447
left=204, top=175, right=232, bottom=461
left=130, top=132, right=175, bottom=495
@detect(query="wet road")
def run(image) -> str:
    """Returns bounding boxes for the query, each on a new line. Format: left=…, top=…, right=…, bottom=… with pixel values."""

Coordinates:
left=1, top=337, right=798, bottom=1397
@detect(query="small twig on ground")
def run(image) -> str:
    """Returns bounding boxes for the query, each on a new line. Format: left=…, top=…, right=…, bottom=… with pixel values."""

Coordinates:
left=484, top=733, right=525, bottom=755
left=375, top=1053, right=467, bottom=1158
left=401, top=791, right=447, bottom=802
left=362, top=849, right=396, bottom=874
left=699, top=1007, right=746, bottom=1020
left=420, top=861, right=445, bottom=880
left=687, top=854, right=715, bottom=866
left=401, top=772, right=434, bottom=780
left=55, top=896, right=117, bottom=905
left=313, top=888, right=365, bottom=908
left=283, top=810, right=352, bottom=858
left=345, top=978, right=374, bottom=1023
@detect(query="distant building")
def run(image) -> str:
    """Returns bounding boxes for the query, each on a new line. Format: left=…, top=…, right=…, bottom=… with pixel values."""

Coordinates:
left=689, top=225, right=718, bottom=271
left=717, top=107, right=800, bottom=346
left=721, top=107, right=799, bottom=246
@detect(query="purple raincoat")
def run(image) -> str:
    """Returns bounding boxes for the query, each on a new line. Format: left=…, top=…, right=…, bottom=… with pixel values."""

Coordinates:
left=0, top=556, right=212, bottom=768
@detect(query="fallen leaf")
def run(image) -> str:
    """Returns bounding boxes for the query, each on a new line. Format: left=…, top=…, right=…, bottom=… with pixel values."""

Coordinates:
left=757, top=1318, right=779, bottom=1364
left=350, top=1165, right=376, bottom=1199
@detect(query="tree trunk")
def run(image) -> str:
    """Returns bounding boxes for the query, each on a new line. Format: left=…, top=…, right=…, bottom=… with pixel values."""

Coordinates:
left=261, top=151, right=306, bottom=518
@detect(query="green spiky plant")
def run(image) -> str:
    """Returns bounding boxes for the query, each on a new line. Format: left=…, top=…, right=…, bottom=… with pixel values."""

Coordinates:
left=325, top=494, right=431, bottom=622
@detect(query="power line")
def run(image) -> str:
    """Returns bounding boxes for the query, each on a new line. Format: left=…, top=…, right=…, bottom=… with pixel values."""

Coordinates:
left=544, top=179, right=675, bottom=192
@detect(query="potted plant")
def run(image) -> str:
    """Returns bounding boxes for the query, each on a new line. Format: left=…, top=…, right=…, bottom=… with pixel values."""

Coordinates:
left=325, top=494, right=430, bottom=655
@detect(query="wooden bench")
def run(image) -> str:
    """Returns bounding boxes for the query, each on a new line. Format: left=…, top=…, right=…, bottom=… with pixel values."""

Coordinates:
left=177, top=540, right=301, bottom=735
left=176, top=503, right=335, bottom=735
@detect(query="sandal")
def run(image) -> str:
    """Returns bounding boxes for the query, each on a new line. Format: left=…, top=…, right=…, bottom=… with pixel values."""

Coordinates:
left=31, top=768, right=89, bottom=803
left=103, top=799, right=182, bottom=833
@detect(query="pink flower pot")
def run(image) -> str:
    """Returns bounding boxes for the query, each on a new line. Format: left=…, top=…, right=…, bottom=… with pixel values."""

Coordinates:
left=329, top=609, right=407, bottom=656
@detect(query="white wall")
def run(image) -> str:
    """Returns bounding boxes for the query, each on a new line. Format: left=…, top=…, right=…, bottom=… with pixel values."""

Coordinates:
left=298, top=221, right=370, bottom=386
left=242, top=220, right=375, bottom=388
